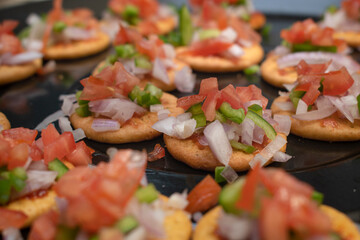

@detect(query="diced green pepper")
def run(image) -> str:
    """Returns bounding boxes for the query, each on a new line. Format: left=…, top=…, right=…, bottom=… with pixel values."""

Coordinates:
left=106, top=55, right=118, bottom=65
left=145, top=83, right=162, bottom=99
left=115, top=215, right=139, bottom=234
left=135, top=183, right=159, bottom=203
left=129, top=86, right=142, bottom=102
left=55, top=225, right=78, bottom=240
left=48, top=158, right=69, bottom=180
left=214, top=166, right=226, bottom=184
left=245, top=111, right=277, bottom=140
left=192, top=113, right=207, bottom=128
left=326, top=5, right=338, bottom=14
left=292, top=43, right=337, bottom=53
left=129, top=85, right=163, bottom=108
left=236, top=0, right=246, bottom=5
left=10, top=167, right=27, bottom=181
left=219, top=102, right=245, bottom=124
left=357, top=94, right=360, bottom=114
left=135, top=56, right=152, bottom=69
left=89, top=235, right=99, bottom=240
left=215, top=111, right=227, bottom=123
left=187, top=103, right=204, bottom=115
left=248, top=104, right=263, bottom=116
left=53, top=21, right=67, bottom=33
left=76, top=91, right=89, bottom=106
left=289, top=90, right=306, bottom=109
left=240, top=13, right=250, bottom=22
left=18, top=27, right=31, bottom=40
left=311, top=191, right=324, bottom=205
left=198, top=29, right=221, bottom=41
left=9, top=168, right=27, bottom=192
left=244, top=65, right=260, bottom=76
left=179, top=5, right=194, bottom=46
left=0, top=179, right=11, bottom=205
left=218, top=178, right=245, bottom=214
left=261, top=24, right=272, bottom=39
left=75, top=105, right=91, bottom=117
left=159, top=31, right=182, bottom=47
left=230, top=140, right=256, bottom=153
left=122, top=5, right=140, bottom=25
left=329, top=233, right=341, bottom=240
left=115, top=44, right=136, bottom=59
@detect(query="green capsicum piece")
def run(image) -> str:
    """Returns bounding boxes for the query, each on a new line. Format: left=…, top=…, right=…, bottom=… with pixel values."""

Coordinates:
left=219, top=102, right=245, bottom=124
left=245, top=111, right=277, bottom=140
left=230, top=140, right=256, bottom=153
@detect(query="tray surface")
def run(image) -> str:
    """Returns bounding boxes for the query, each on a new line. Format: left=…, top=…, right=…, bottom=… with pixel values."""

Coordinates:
left=0, top=1, right=359, bottom=220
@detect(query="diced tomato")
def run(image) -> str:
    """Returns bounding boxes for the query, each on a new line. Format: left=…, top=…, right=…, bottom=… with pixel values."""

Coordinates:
left=201, top=0, right=227, bottom=29
left=2, top=127, right=38, bottom=145
left=260, top=198, right=288, bottom=240
left=202, top=90, right=221, bottom=121
left=30, top=142, right=43, bottom=162
left=187, top=38, right=232, bottom=56
left=8, top=143, right=29, bottom=170
left=41, top=124, right=60, bottom=146
left=114, top=26, right=142, bottom=46
left=80, top=76, right=114, bottom=101
left=135, top=35, right=165, bottom=60
left=0, top=20, right=18, bottom=36
left=296, top=60, right=331, bottom=76
left=217, top=84, right=242, bottom=109
left=301, top=83, right=321, bottom=106
left=44, top=132, right=76, bottom=163
left=0, top=138, right=10, bottom=166
left=65, top=141, right=93, bottom=166
left=342, top=0, right=360, bottom=20
left=228, top=16, right=261, bottom=43
left=0, top=208, right=28, bottom=230
left=28, top=210, right=58, bottom=240
left=185, top=175, right=221, bottom=213
left=137, top=20, right=160, bottom=36
left=236, top=85, right=268, bottom=109
left=199, top=77, right=219, bottom=96
left=177, top=95, right=206, bottom=111
left=322, top=67, right=354, bottom=96
left=0, top=34, right=23, bottom=55
left=236, top=163, right=261, bottom=212
left=148, top=143, right=165, bottom=162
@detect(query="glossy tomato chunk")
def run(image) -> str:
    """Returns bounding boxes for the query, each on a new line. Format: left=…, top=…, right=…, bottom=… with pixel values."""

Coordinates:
left=44, top=132, right=76, bottom=164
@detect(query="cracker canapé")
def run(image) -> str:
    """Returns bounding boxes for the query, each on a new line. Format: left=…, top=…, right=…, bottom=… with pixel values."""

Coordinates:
left=70, top=93, right=184, bottom=144
left=44, top=31, right=110, bottom=60
left=175, top=44, right=264, bottom=72
left=271, top=96, right=360, bottom=141
left=164, top=133, right=287, bottom=172
left=334, top=31, right=360, bottom=47
left=0, top=112, right=11, bottom=130
left=0, top=59, right=42, bottom=85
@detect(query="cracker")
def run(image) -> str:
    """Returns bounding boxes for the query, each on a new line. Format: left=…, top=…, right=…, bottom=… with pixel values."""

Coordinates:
left=0, top=112, right=11, bottom=130
left=193, top=206, right=221, bottom=240
left=175, top=44, right=264, bottom=72
left=164, top=133, right=287, bottom=171
left=0, top=59, right=42, bottom=85
left=44, top=31, right=110, bottom=60
left=271, top=96, right=360, bottom=141
left=160, top=210, right=192, bottom=240
left=70, top=93, right=183, bottom=144
left=334, top=31, right=360, bottom=47
left=260, top=54, right=297, bottom=88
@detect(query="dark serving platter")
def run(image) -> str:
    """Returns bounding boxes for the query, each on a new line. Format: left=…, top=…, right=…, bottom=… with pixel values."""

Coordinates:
left=0, top=0, right=359, bottom=224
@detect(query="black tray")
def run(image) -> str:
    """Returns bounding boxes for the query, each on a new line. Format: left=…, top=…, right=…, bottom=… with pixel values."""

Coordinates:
left=0, top=0, right=359, bottom=222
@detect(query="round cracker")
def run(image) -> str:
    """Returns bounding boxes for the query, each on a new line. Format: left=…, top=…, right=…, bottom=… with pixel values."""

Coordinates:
left=271, top=96, right=360, bottom=141
left=0, top=58, right=42, bottom=85
left=260, top=54, right=297, bottom=88
left=334, top=31, right=360, bottom=47
left=175, top=44, right=264, bottom=72
left=163, top=133, right=287, bottom=171
left=194, top=205, right=360, bottom=240
left=0, top=112, right=11, bottom=130
left=93, top=59, right=187, bottom=92
left=70, top=93, right=184, bottom=144
left=44, top=31, right=110, bottom=60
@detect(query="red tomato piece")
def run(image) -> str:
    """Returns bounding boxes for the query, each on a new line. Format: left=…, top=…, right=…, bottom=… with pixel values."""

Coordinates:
left=217, top=84, right=242, bottom=109
left=30, top=142, right=43, bottom=162
left=43, top=132, right=76, bottom=164
left=342, top=0, right=360, bottom=20
left=8, top=143, right=29, bottom=170
left=302, top=83, right=321, bottom=106
left=65, top=141, right=93, bottom=166
left=201, top=0, right=228, bottom=29
left=41, top=124, right=60, bottom=146
left=296, top=60, right=330, bottom=76
left=148, top=143, right=165, bottom=162
left=28, top=210, right=58, bottom=240
left=177, top=95, right=206, bottom=111
left=80, top=76, right=114, bottom=101
left=0, top=137, right=10, bottom=166
left=202, top=90, right=221, bottom=121
left=2, top=127, right=38, bottom=145
left=0, top=208, right=28, bottom=230
left=136, top=35, right=165, bottom=60
left=260, top=198, right=288, bottom=240
left=199, top=77, right=218, bottom=96
left=0, top=20, right=18, bottom=35
left=187, top=38, right=232, bottom=56
left=322, top=67, right=354, bottom=96
left=228, top=16, right=261, bottom=43
left=114, top=26, right=142, bottom=45
left=235, top=85, right=268, bottom=109
left=0, top=34, right=23, bottom=54
left=185, top=175, right=221, bottom=213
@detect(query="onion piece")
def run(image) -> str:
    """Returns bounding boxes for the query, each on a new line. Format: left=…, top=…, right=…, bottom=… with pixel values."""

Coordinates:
left=273, top=151, right=292, bottom=163
left=222, top=123, right=237, bottom=141
left=198, top=135, right=209, bottom=146
left=253, top=125, right=265, bottom=144
left=204, top=120, right=233, bottom=166
left=106, top=147, right=118, bottom=159
left=278, top=91, right=290, bottom=97
left=193, top=212, right=203, bottom=223
left=240, top=118, right=254, bottom=145
left=157, top=109, right=170, bottom=120
left=162, top=44, right=176, bottom=59
left=35, top=110, right=65, bottom=131
left=150, top=104, right=164, bottom=112
left=58, top=117, right=73, bottom=133
left=174, top=66, right=196, bottom=93
left=224, top=44, right=244, bottom=58
left=220, top=165, right=238, bottom=183
left=273, top=45, right=290, bottom=56
left=167, top=190, right=188, bottom=210
left=152, top=58, right=170, bottom=84
left=27, top=160, right=47, bottom=171
left=249, top=135, right=287, bottom=168
left=219, top=27, right=238, bottom=43
left=326, top=96, right=354, bottom=123
left=63, top=27, right=95, bottom=40
left=275, top=101, right=295, bottom=111
left=11, top=170, right=58, bottom=200
left=152, top=117, right=177, bottom=136
left=2, top=228, right=23, bottom=240
left=243, top=100, right=262, bottom=112
left=61, top=95, right=76, bottom=116
left=296, top=99, right=308, bottom=115
left=283, top=83, right=297, bottom=92
left=218, top=210, right=253, bottom=240
left=173, top=119, right=197, bottom=139
left=91, top=118, right=120, bottom=132
left=273, top=114, right=291, bottom=136
left=72, top=129, right=86, bottom=142
left=292, top=107, right=337, bottom=121
left=2, top=52, right=43, bottom=65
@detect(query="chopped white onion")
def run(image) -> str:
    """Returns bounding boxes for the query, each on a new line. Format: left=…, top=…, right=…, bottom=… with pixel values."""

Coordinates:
left=35, top=110, right=65, bottom=131
left=91, top=118, right=120, bottom=132
left=341, top=95, right=360, bottom=119
left=198, top=135, right=209, bottom=146
left=292, top=107, right=337, bottom=121
left=192, top=212, right=203, bottom=223
left=274, top=114, right=291, bottom=136
left=167, top=190, right=188, bottom=210
left=157, top=109, right=170, bottom=120
left=61, top=96, right=76, bottom=116
left=2, top=228, right=23, bottom=240
left=106, top=147, right=118, bottom=159
left=150, top=104, right=164, bottom=112
left=220, top=165, right=238, bottom=183
left=296, top=99, right=308, bottom=115
left=222, top=123, right=237, bottom=141
left=240, top=118, right=254, bottom=145
left=225, top=44, right=244, bottom=58
left=174, top=66, right=196, bottom=93
left=253, top=125, right=265, bottom=144
left=326, top=96, right=354, bottom=123
left=63, top=27, right=95, bottom=40
left=11, top=170, right=58, bottom=200
left=238, top=39, right=252, bottom=48
left=162, top=44, right=176, bottom=59
left=273, top=151, right=292, bottom=163
left=27, top=160, right=47, bottom=171
left=173, top=119, right=197, bottom=139
left=176, top=112, right=192, bottom=122
left=58, top=117, right=73, bottom=133
left=283, top=83, right=297, bottom=92
left=315, top=96, right=334, bottom=110
left=219, top=27, right=238, bottom=43
left=278, top=91, right=290, bottom=97
left=152, top=58, right=170, bottom=84
left=72, top=128, right=86, bottom=142
left=243, top=100, right=262, bottom=112
left=273, top=45, right=291, bottom=56
left=26, top=13, right=42, bottom=26
left=140, top=175, right=148, bottom=187
left=249, top=135, right=287, bottom=168
left=152, top=116, right=177, bottom=136
left=348, top=73, right=360, bottom=96
left=41, top=60, right=56, bottom=74
left=1, top=51, right=43, bottom=65
left=204, top=120, right=233, bottom=166
left=59, top=94, right=76, bottom=102
left=218, top=210, right=253, bottom=240
left=275, top=101, right=295, bottom=111
left=124, top=227, right=147, bottom=240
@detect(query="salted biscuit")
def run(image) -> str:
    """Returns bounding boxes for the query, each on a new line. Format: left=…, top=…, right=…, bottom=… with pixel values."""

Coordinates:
left=0, top=112, right=11, bottom=130
left=44, top=31, right=110, bottom=60
left=93, top=59, right=187, bottom=92
left=70, top=93, right=183, bottom=144
left=334, top=31, right=360, bottom=47
left=175, top=44, right=264, bottom=72
left=193, top=206, right=360, bottom=240
left=260, top=54, right=297, bottom=88
left=0, top=59, right=42, bottom=85
left=164, top=133, right=287, bottom=171
left=271, top=96, right=360, bottom=141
